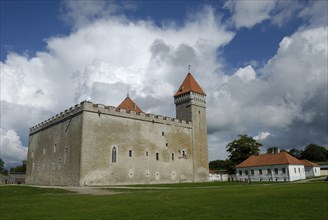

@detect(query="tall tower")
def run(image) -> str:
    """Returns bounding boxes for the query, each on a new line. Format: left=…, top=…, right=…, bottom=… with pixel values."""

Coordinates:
left=174, top=72, right=208, bottom=182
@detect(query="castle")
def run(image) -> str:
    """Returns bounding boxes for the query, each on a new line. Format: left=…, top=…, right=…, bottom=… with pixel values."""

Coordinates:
left=25, top=72, right=209, bottom=186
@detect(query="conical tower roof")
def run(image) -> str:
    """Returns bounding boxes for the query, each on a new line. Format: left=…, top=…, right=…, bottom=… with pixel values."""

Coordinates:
left=116, top=96, right=143, bottom=113
left=174, top=72, right=206, bottom=97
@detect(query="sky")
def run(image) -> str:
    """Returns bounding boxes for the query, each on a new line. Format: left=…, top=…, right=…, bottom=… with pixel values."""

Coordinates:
left=1, top=0, right=327, bottom=168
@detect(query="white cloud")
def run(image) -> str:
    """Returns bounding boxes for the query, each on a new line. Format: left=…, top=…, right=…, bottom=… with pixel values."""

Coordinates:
left=254, top=131, right=271, bottom=141
left=224, top=0, right=276, bottom=28
left=224, top=0, right=328, bottom=29
left=0, top=129, right=27, bottom=166
left=234, top=65, right=256, bottom=83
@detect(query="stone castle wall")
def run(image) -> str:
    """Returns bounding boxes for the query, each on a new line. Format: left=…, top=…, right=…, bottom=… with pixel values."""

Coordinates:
left=26, top=101, right=195, bottom=186
left=26, top=112, right=83, bottom=186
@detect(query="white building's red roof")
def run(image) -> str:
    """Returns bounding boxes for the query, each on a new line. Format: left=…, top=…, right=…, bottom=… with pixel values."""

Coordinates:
left=236, top=152, right=305, bottom=168
left=301, top=159, right=320, bottom=167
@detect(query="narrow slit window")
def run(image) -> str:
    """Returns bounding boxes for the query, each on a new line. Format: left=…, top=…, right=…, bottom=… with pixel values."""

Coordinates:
left=156, top=153, right=159, bottom=161
left=112, top=147, right=117, bottom=163
left=129, top=150, right=132, bottom=157
left=171, top=153, right=174, bottom=161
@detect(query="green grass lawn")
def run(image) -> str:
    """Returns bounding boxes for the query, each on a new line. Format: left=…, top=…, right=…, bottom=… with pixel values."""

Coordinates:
left=1, top=181, right=327, bottom=220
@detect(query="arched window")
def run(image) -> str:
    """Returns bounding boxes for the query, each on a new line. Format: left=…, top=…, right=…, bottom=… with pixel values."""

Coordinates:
left=112, top=147, right=117, bottom=163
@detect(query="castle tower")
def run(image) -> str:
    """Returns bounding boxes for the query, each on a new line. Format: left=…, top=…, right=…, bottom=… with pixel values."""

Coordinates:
left=174, top=72, right=208, bottom=182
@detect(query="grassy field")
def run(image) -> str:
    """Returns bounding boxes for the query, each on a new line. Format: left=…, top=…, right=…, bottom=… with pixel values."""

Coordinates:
left=0, top=181, right=327, bottom=220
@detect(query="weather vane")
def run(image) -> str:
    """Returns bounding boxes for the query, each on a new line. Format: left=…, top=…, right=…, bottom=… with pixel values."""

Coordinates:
left=127, top=87, right=129, bottom=97
left=188, top=64, right=191, bottom=72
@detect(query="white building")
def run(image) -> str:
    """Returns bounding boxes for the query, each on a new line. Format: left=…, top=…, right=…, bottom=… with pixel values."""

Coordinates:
left=235, top=152, right=307, bottom=182
left=209, top=170, right=228, bottom=181
left=302, top=159, right=321, bottom=177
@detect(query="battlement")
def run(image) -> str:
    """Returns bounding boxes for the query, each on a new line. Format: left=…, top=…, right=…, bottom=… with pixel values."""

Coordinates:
left=29, top=102, right=84, bottom=134
left=30, top=101, right=192, bottom=134
left=83, top=101, right=192, bottom=128
left=174, top=91, right=206, bottom=107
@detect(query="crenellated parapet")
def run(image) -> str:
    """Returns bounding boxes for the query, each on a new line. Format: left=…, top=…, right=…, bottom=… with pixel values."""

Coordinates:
left=30, top=101, right=192, bottom=134
left=174, top=92, right=206, bottom=107
left=82, top=101, right=192, bottom=127
left=29, top=102, right=85, bottom=134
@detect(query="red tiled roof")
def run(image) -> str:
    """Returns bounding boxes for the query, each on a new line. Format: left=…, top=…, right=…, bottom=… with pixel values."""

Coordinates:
left=301, top=159, right=320, bottom=167
left=115, top=96, right=142, bottom=113
left=235, top=152, right=305, bottom=168
left=174, top=72, right=206, bottom=97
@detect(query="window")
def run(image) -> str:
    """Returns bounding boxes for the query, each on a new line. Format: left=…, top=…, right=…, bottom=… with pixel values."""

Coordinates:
left=162, top=132, right=164, bottom=136
left=182, top=150, right=185, bottom=157
left=129, top=150, right=132, bottom=157
left=267, top=169, right=272, bottom=174
left=294, top=168, right=297, bottom=173
left=245, top=170, right=249, bottom=175
left=251, top=170, right=254, bottom=175
left=298, top=168, right=301, bottom=173
left=274, top=168, right=278, bottom=174
left=171, top=153, right=174, bottom=161
left=166, top=143, right=168, bottom=147
left=156, top=153, right=159, bottom=161
left=58, top=158, right=61, bottom=170
left=112, top=147, right=117, bottom=163
left=64, top=147, right=68, bottom=164
left=43, top=146, right=46, bottom=155
left=259, top=169, right=262, bottom=175
left=54, top=144, right=57, bottom=153
left=282, top=168, right=286, bottom=174
left=146, top=151, right=148, bottom=156
left=239, top=170, right=242, bottom=176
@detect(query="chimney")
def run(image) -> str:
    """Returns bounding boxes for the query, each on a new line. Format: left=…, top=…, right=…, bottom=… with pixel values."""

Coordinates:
left=274, top=148, right=280, bottom=154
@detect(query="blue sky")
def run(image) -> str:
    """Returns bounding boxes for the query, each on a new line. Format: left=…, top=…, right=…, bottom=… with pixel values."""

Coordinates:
left=1, top=0, right=327, bottom=168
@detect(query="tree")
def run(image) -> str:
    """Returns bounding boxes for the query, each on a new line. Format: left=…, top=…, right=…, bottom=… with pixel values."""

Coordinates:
left=226, top=134, right=262, bottom=166
left=10, top=160, right=27, bottom=173
left=209, top=160, right=228, bottom=170
left=301, top=144, right=327, bottom=162
left=289, top=148, right=302, bottom=158
left=0, top=158, right=4, bottom=174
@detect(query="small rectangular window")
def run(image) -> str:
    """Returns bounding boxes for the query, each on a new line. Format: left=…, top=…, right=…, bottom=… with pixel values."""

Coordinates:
left=129, top=150, right=132, bottom=157
left=239, top=170, right=242, bottom=176
left=162, top=132, right=164, bottom=136
left=172, top=153, right=174, bottom=161
left=282, top=168, right=286, bottom=174
left=245, top=170, right=249, bottom=175
left=294, top=168, right=297, bottom=173
left=274, top=168, right=278, bottom=174
left=298, top=168, right=301, bottom=173
left=146, top=151, right=148, bottom=156
left=166, top=143, right=168, bottom=147
left=251, top=170, right=254, bottom=175
left=182, top=150, right=185, bottom=157
left=259, top=169, right=262, bottom=175
left=267, top=169, right=272, bottom=174
left=156, top=153, right=159, bottom=161
left=54, top=144, right=56, bottom=153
